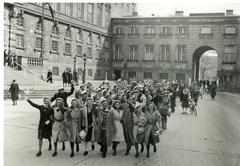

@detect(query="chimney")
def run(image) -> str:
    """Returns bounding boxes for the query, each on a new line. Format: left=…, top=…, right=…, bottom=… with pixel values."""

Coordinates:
left=132, top=11, right=138, bottom=16
left=226, top=10, right=233, bottom=16
left=175, top=11, right=184, bottom=16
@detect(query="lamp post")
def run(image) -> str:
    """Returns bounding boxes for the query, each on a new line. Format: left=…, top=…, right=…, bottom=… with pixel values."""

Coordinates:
left=82, top=53, right=87, bottom=84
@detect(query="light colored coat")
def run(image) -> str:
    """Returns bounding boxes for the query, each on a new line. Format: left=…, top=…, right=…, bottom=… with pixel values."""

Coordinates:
left=112, top=108, right=124, bottom=142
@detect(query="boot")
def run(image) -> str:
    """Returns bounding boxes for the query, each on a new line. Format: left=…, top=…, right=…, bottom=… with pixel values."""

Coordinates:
left=36, top=151, right=42, bottom=157
left=153, top=144, right=157, bottom=153
left=76, top=143, right=79, bottom=152
left=70, top=142, right=74, bottom=157
left=146, top=144, right=150, bottom=158
left=140, top=143, right=144, bottom=153
left=135, top=144, right=139, bottom=158
left=62, top=142, right=65, bottom=151
left=125, top=145, right=131, bottom=156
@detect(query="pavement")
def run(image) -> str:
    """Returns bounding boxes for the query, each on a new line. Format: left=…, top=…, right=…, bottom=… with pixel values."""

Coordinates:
left=4, top=92, right=240, bottom=166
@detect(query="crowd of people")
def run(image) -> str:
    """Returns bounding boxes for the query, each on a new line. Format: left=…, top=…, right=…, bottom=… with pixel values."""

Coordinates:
left=23, top=78, right=217, bottom=159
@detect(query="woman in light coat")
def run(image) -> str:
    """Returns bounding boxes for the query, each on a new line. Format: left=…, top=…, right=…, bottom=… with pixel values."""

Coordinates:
left=112, top=100, right=124, bottom=156
left=145, top=102, right=161, bottom=158
left=66, top=98, right=82, bottom=157
left=51, top=98, right=68, bottom=157
left=133, top=103, right=147, bottom=158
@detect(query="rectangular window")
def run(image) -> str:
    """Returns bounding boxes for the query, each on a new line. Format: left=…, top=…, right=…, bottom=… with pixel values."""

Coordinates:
left=115, top=27, right=122, bottom=34
left=146, top=27, right=155, bottom=34
left=88, top=34, right=92, bottom=44
left=66, top=29, right=71, bottom=38
left=96, top=69, right=101, bottom=77
left=77, top=3, right=84, bottom=19
left=87, top=47, right=92, bottom=58
left=160, top=45, right=170, bottom=61
left=144, top=72, right=152, bottom=79
left=65, top=43, right=71, bottom=54
left=224, top=26, right=237, bottom=34
left=114, top=45, right=122, bottom=60
left=87, top=3, right=94, bottom=23
left=36, top=22, right=43, bottom=32
left=159, top=73, right=168, bottom=80
left=77, top=45, right=82, bottom=56
left=77, top=31, right=83, bottom=41
left=96, top=49, right=101, bottom=59
left=105, top=7, right=111, bottom=28
left=56, top=3, right=61, bottom=12
left=52, top=67, right=59, bottom=76
left=145, top=45, right=154, bottom=54
left=97, top=37, right=101, bottom=46
left=35, top=37, right=42, bottom=49
left=177, top=45, right=186, bottom=61
left=65, top=3, right=73, bottom=16
left=177, top=26, right=188, bottom=34
left=130, top=27, right=138, bottom=34
left=129, top=45, right=137, bottom=60
left=52, top=40, right=58, bottom=52
left=97, top=4, right=103, bottom=26
left=88, top=69, right=92, bottom=76
left=224, top=46, right=236, bottom=62
left=16, top=34, right=24, bottom=48
left=162, top=27, right=171, bottom=34
left=200, top=27, right=212, bottom=34
left=176, top=73, right=185, bottom=81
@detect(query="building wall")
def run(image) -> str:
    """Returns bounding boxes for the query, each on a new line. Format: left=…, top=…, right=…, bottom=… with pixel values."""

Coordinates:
left=4, top=2, right=136, bottom=81
left=111, top=15, right=240, bottom=89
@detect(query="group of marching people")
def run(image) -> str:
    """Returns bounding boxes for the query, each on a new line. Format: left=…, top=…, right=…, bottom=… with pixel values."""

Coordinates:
left=25, top=78, right=203, bottom=159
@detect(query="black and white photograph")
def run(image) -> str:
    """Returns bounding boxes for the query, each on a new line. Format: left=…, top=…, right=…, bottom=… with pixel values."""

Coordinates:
left=1, top=0, right=240, bottom=166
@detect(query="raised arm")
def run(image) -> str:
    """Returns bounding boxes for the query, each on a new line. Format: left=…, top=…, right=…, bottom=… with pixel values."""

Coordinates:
left=66, top=83, right=75, bottom=97
left=27, top=99, right=42, bottom=110
left=50, top=93, right=58, bottom=103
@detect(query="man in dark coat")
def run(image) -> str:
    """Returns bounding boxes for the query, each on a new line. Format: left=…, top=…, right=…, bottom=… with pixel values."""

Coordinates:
left=62, top=71, right=68, bottom=87
left=9, top=79, right=19, bottom=105
left=50, top=83, right=75, bottom=107
left=67, top=71, right=72, bottom=86
left=46, top=69, right=53, bottom=83
left=121, top=96, right=135, bottom=155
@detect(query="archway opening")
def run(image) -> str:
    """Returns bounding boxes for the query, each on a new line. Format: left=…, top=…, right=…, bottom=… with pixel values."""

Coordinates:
left=192, top=46, right=218, bottom=81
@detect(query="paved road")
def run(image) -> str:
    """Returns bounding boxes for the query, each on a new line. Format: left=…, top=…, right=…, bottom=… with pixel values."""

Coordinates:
left=4, top=92, right=240, bottom=166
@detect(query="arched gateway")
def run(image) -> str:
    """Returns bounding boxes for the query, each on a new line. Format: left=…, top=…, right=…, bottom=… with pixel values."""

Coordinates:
left=192, top=46, right=217, bottom=81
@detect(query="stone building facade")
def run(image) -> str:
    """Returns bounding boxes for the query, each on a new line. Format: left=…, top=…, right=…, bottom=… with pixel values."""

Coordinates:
left=4, top=3, right=136, bottom=80
left=110, top=11, right=240, bottom=91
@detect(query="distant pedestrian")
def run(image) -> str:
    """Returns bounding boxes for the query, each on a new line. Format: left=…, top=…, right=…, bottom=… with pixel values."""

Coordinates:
left=4, top=49, right=7, bottom=66
left=73, top=69, right=78, bottom=84
left=8, top=79, right=19, bottom=105
left=62, top=70, right=68, bottom=87
left=25, top=97, right=54, bottom=157
left=47, top=69, right=53, bottom=83
left=67, top=71, right=72, bottom=86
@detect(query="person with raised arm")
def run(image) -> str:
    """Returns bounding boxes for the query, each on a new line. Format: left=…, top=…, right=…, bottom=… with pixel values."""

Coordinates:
left=25, top=97, right=54, bottom=157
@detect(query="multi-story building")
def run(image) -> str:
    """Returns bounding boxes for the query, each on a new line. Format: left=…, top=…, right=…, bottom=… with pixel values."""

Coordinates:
left=4, top=3, right=136, bottom=81
left=110, top=10, right=240, bottom=91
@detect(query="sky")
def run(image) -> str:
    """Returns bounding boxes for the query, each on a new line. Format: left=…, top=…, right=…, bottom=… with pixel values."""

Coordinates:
left=136, top=1, right=240, bottom=16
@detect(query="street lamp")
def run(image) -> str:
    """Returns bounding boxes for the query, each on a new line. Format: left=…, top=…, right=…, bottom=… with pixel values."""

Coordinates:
left=82, top=53, right=87, bottom=84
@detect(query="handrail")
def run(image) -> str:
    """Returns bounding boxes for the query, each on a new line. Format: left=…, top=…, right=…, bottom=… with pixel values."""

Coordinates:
left=14, top=62, right=36, bottom=75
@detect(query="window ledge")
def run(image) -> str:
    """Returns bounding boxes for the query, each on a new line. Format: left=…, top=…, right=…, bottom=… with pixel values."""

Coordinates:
left=159, top=33, right=173, bottom=37
left=34, top=48, right=44, bottom=52
left=50, top=34, right=60, bottom=38
left=16, top=47, right=25, bottom=50
left=76, top=40, right=83, bottom=44
left=174, top=60, right=188, bottom=63
left=64, top=37, right=72, bottom=41
left=87, top=43, right=93, bottom=46
left=221, top=61, right=236, bottom=64
left=64, top=53, right=72, bottom=56
left=50, top=51, right=59, bottom=55
left=17, top=27, right=25, bottom=31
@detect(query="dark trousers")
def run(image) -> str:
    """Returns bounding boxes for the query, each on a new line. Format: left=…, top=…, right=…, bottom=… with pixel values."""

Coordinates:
left=47, top=77, right=52, bottom=83
left=101, top=129, right=107, bottom=156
